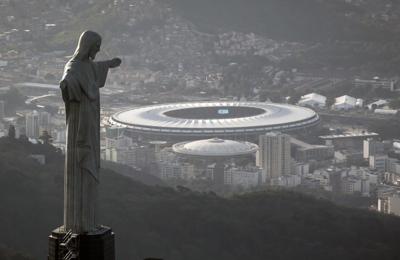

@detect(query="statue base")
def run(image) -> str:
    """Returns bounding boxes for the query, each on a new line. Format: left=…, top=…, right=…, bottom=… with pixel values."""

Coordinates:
left=48, top=226, right=115, bottom=260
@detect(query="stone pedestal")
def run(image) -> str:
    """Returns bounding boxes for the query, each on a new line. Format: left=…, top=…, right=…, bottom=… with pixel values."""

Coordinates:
left=48, top=226, right=115, bottom=260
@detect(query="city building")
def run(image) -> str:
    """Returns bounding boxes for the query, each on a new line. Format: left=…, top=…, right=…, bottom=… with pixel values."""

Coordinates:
left=341, top=176, right=369, bottom=196
left=291, top=161, right=310, bottom=176
left=257, top=132, right=291, bottom=179
left=320, top=131, right=379, bottom=150
left=26, top=110, right=40, bottom=138
left=303, top=170, right=330, bottom=190
left=331, top=95, right=363, bottom=110
left=297, top=93, right=327, bottom=108
left=290, top=137, right=334, bottom=162
left=354, top=77, right=398, bottom=92
left=149, top=140, right=168, bottom=161
left=159, top=161, right=194, bottom=180
left=224, top=167, right=264, bottom=188
left=39, top=111, right=51, bottom=133
left=105, top=144, right=156, bottom=169
left=369, top=154, right=388, bottom=171
left=303, top=166, right=375, bottom=196
left=378, top=195, right=400, bottom=216
left=25, top=110, right=52, bottom=139
left=386, top=158, right=400, bottom=175
left=271, top=174, right=301, bottom=188
left=328, top=169, right=342, bottom=194
left=384, top=172, right=400, bottom=186
left=334, top=150, right=363, bottom=165
left=363, top=138, right=384, bottom=160
left=105, top=126, right=132, bottom=149
left=105, top=133, right=134, bottom=150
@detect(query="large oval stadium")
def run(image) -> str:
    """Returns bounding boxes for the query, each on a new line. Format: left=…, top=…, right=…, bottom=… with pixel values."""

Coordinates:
left=109, top=102, right=320, bottom=141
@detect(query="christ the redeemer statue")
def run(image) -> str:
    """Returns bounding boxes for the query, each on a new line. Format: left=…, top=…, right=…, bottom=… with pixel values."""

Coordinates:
left=60, top=31, right=121, bottom=233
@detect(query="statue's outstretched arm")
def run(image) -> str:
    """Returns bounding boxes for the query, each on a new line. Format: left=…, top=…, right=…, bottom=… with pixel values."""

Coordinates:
left=94, top=58, right=122, bottom=88
left=108, top=58, right=122, bottom=68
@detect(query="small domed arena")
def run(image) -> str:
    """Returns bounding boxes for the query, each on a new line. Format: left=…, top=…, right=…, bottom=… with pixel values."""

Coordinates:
left=109, top=101, right=320, bottom=142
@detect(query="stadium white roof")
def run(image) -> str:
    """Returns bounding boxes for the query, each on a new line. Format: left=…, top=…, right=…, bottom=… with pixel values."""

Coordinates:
left=110, top=102, right=319, bottom=136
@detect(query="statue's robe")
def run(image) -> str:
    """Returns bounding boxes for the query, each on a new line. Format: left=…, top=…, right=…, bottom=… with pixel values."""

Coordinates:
left=60, top=59, right=109, bottom=233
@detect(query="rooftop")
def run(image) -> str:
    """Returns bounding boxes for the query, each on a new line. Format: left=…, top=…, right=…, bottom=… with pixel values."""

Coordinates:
left=319, top=132, right=379, bottom=140
left=173, top=138, right=259, bottom=157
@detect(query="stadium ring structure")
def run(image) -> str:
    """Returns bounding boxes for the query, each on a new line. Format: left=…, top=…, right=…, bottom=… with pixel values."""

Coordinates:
left=109, top=101, right=320, bottom=141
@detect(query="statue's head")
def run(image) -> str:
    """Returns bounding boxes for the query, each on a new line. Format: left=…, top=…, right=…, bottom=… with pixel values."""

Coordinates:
left=72, top=31, right=102, bottom=61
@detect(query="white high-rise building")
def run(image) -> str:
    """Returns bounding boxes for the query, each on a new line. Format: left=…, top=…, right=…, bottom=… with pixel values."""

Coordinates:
left=26, top=110, right=40, bottom=138
left=257, top=132, right=291, bottom=179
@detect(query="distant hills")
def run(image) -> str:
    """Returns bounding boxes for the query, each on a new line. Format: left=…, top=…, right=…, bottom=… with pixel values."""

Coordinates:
left=1, top=137, right=400, bottom=260
left=169, top=0, right=392, bottom=42
left=3, top=0, right=400, bottom=75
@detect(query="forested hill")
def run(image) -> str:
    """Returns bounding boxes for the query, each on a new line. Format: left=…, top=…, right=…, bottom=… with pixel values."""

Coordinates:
left=1, top=136, right=400, bottom=260
left=168, top=0, right=392, bottom=42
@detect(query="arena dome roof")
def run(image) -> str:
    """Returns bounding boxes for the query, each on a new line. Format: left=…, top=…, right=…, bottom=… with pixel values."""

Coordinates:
left=172, top=138, right=259, bottom=157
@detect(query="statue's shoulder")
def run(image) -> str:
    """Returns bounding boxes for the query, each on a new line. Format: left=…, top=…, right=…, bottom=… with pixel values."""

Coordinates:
left=64, top=60, right=90, bottom=75
left=65, top=60, right=80, bottom=69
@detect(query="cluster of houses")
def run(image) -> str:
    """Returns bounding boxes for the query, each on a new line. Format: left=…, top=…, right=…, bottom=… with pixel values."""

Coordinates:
left=297, top=92, right=398, bottom=115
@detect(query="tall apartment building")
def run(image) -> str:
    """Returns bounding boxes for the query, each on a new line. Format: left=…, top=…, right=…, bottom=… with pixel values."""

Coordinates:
left=363, top=138, right=384, bottom=160
left=38, top=111, right=51, bottom=133
left=26, top=110, right=40, bottom=138
left=257, top=132, right=291, bottom=179
left=369, top=154, right=388, bottom=171
left=378, top=195, right=400, bottom=216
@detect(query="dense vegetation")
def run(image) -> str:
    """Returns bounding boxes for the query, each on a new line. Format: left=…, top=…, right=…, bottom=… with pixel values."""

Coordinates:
left=1, top=137, right=400, bottom=260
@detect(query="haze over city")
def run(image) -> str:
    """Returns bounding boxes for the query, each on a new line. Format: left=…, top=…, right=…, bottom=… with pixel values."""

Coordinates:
left=1, top=0, right=400, bottom=259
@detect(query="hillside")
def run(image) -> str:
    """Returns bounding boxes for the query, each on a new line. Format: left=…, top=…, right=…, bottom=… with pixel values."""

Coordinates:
left=1, top=137, right=400, bottom=259
left=169, top=0, right=392, bottom=42
left=3, top=0, right=400, bottom=76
